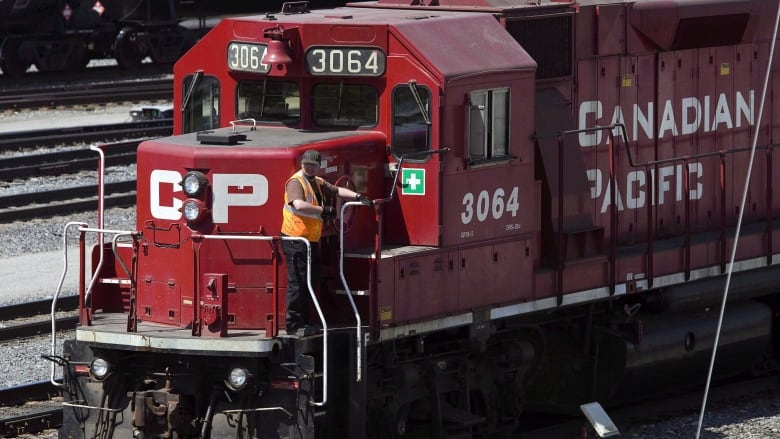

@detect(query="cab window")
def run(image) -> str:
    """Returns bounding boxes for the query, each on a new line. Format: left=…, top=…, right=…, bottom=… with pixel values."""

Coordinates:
left=392, top=85, right=431, bottom=159
left=236, top=80, right=300, bottom=124
left=312, top=83, right=377, bottom=128
left=182, top=74, right=219, bottom=133
left=468, top=88, right=510, bottom=163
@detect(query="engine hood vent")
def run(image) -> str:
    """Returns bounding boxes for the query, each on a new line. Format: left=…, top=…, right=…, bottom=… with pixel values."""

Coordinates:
left=629, top=0, right=759, bottom=51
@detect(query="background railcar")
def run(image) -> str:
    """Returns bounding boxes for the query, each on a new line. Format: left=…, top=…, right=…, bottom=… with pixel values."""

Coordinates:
left=0, top=0, right=322, bottom=76
left=53, top=0, right=780, bottom=438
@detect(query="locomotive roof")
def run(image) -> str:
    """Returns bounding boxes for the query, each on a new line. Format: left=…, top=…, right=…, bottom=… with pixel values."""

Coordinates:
left=156, top=126, right=382, bottom=149
left=224, top=7, right=535, bottom=82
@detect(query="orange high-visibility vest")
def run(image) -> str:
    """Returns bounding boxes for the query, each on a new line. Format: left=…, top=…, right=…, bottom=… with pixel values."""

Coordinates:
left=281, top=171, right=324, bottom=242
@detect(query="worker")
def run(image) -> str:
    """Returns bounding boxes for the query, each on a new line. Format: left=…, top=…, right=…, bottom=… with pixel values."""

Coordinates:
left=281, top=149, right=373, bottom=336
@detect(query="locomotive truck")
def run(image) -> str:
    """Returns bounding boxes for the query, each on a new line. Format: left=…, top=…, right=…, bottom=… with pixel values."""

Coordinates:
left=50, top=0, right=780, bottom=437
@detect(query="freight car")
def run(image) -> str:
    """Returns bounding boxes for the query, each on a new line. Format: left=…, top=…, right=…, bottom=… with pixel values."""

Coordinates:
left=50, top=0, right=780, bottom=437
left=0, top=0, right=247, bottom=77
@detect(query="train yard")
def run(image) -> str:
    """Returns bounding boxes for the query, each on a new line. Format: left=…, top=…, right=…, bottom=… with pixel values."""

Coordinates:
left=5, top=2, right=780, bottom=436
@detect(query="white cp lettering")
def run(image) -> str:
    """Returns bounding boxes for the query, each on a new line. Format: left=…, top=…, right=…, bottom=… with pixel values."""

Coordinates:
left=150, top=171, right=268, bottom=223
left=150, top=170, right=182, bottom=220
left=211, top=174, right=268, bottom=223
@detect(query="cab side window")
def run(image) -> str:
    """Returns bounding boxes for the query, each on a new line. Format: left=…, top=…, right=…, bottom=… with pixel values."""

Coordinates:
left=468, top=88, right=510, bottom=163
left=182, top=74, right=219, bottom=134
left=392, top=85, right=431, bottom=159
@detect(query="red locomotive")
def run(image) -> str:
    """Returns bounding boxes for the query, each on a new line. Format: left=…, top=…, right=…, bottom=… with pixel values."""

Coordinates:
left=52, top=0, right=780, bottom=437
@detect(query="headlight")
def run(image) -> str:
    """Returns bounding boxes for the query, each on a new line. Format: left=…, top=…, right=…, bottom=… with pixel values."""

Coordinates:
left=182, top=171, right=208, bottom=197
left=90, top=358, right=111, bottom=380
left=226, top=367, right=249, bottom=391
left=182, top=199, right=206, bottom=223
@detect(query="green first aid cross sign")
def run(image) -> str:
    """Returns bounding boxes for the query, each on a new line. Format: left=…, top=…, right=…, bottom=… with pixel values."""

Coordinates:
left=401, top=168, right=425, bottom=195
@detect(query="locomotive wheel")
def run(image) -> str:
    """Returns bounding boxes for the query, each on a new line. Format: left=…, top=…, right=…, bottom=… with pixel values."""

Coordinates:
left=115, top=27, right=146, bottom=69
left=0, top=38, right=29, bottom=77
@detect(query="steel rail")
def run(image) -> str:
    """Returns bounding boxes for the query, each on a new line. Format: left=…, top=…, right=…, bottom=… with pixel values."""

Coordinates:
left=0, top=382, right=64, bottom=436
left=0, top=407, right=62, bottom=437
left=0, top=316, right=78, bottom=342
left=0, top=297, right=79, bottom=345
left=0, top=120, right=172, bottom=151
left=2, top=296, right=78, bottom=320
left=0, top=78, right=172, bottom=110
left=0, top=139, right=141, bottom=181
left=1, top=181, right=135, bottom=208
left=0, top=152, right=136, bottom=181
left=0, top=190, right=136, bottom=223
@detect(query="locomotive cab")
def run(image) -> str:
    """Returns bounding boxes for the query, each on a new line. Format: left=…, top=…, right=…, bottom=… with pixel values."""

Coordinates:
left=171, top=8, right=541, bottom=327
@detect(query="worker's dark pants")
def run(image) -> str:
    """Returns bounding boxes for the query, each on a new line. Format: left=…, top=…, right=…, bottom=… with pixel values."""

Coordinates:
left=282, top=239, right=320, bottom=331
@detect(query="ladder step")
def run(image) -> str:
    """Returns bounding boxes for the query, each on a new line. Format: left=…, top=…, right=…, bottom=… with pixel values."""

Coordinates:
left=99, top=277, right=131, bottom=285
left=440, top=404, right=485, bottom=428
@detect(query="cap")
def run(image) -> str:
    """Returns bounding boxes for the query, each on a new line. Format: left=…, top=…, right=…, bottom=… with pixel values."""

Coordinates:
left=301, top=149, right=320, bottom=166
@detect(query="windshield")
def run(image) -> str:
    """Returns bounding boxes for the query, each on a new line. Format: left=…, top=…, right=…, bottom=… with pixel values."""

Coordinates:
left=312, top=83, right=378, bottom=128
left=236, top=80, right=300, bottom=124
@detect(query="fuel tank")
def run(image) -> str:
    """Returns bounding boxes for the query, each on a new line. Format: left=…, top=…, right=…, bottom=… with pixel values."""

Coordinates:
left=524, top=300, right=772, bottom=412
left=602, top=300, right=772, bottom=405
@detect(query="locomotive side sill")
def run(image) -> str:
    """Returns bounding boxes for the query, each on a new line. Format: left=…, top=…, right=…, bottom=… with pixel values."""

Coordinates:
left=77, top=312, right=281, bottom=356
left=344, top=244, right=438, bottom=259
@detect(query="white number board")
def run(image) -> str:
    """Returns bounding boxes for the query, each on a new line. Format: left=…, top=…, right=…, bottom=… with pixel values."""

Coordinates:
left=227, top=42, right=270, bottom=74
left=305, top=47, right=385, bottom=77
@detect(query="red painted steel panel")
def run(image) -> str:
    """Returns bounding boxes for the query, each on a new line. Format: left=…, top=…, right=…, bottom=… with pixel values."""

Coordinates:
left=597, top=4, right=626, bottom=56
left=576, top=57, right=602, bottom=230
left=733, top=43, right=763, bottom=225
left=630, top=0, right=759, bottom=51
left=135, top=131, right=386, bottom=329
left=393, top=251, right=459, bottom=324
left=616, top=56, right=641, bottom=243
left=439, top=71, right=537, bottom=248
left=458, top=239, right=532, bottom=309
left=697, top=47, right=721, bottom=240
left=392, top=14, right=536, bottom=82
left=655, top=51, right=676, bottom=240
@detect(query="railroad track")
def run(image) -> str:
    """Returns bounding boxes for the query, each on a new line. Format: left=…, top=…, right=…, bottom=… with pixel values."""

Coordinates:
left=0, top=181, right=136, bottom=223
left=0, top=296, right=79, bottom=343
left=0, top=78, right=173, bottom=110
left=0, top=137, right=145, bottom=222
left=0, top=366, right=777, bottom=437
left=0, top=139, right=140, bottom=181
left=0, top=298, right=75, bottom=435
left=513, top=375, right=780, bottom=438
left=0, top=382, right=62, bottom=438
left=0, top=120, right=172, bottom=151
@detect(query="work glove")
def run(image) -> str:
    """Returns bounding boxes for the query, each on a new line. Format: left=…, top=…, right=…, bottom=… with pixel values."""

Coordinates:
left=355, top=193, right=374, bottom=206
left=321, top=205, right=336, bottom=220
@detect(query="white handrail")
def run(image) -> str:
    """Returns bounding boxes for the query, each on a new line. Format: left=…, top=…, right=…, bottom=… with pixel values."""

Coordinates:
left=338, top=201, right=370, bottom=383
left=50, top=222, right=88, bottom=387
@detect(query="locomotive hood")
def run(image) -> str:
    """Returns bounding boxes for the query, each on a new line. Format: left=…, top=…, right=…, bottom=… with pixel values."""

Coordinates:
left=389, top=12, right=537, bottom=83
